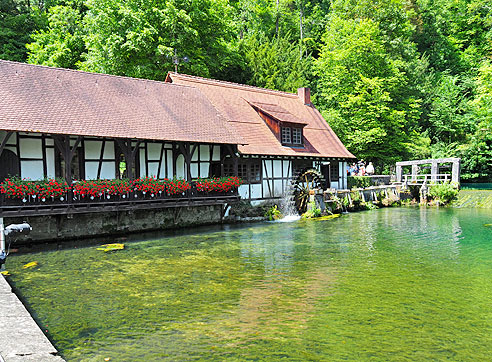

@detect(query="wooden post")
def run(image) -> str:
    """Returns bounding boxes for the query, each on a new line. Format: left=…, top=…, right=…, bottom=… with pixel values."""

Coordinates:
left=452, top=160, right=460, bottom=184
left=115, top=138, right=141, bottom=180
left=0, top=132, right=13, bottom=159
left=395, top=164, right=402, bottom=183
left=411, top=165, right=418, bottom=181
left=53, top=135, right=82, bottom=183
left=431, top=161, right=439, bottom=182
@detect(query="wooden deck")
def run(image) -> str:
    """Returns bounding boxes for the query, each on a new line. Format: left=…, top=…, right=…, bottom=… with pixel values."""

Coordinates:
left=0, top=192, right=239, bottom=218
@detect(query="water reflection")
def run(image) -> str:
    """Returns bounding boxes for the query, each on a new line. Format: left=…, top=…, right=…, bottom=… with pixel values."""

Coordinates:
left=5, top=207, right=492, bottom=361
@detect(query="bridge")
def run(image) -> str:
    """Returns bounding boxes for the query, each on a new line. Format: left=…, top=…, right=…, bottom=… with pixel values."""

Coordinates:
left=395, top=158, right=461, bottom=186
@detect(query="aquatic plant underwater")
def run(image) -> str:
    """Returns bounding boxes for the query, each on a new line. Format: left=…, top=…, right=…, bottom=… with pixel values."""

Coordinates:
left=5, top=207, right=492, bottom=361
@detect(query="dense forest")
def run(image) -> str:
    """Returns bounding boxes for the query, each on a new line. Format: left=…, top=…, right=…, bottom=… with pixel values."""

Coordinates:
left=1, top=0, right=491, bottom=180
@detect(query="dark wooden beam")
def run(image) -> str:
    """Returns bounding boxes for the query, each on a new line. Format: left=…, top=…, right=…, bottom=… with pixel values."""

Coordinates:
left=0, top=131, right=13, bottom=159
left=52, top=135, right=82, bottom=183
left=96, top=139, right=106, bottom=179
left=115, top=138, right=141, bottom=180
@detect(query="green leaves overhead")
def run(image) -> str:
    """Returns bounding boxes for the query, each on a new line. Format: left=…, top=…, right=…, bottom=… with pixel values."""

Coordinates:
left=0, top=0, right=491, bottom=180
left=315, top=16, right=420, bottom=165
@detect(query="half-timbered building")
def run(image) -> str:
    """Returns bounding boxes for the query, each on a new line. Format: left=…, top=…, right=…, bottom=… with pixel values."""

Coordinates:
left=0, top=60, right=354, bottom=231
left=166, top=73, right=355, bottom=201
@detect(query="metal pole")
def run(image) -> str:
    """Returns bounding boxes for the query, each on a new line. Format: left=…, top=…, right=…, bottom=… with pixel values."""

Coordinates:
left=0, top=217, right=5, bottom=271
left=0, top=218, right=4, bottom=254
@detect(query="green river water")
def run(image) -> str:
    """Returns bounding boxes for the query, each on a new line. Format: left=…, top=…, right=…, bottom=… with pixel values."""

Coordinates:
left=5, top=207, right=492, bottom=361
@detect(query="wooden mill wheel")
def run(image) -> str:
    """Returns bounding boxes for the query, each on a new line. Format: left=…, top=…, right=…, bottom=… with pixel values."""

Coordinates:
left=292, top=168, right=324, bottom=214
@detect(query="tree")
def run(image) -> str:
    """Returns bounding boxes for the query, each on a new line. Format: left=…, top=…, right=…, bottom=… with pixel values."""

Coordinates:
left=80, top=0, right=235, bottom=80
left=315, top=16, right=421, bottom=165
left=243, top=34, right=310, bottom=92
left=0, top=0, right=41, bottom=62
left=26, top=4, right=85, bottom=68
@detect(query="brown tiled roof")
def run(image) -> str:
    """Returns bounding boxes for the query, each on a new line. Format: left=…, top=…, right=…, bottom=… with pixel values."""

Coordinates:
left=167, top=73, right=355, bottom=159
left=0, top=60, right=244, bottom=145
left=249, top=101, right=308, bottom=126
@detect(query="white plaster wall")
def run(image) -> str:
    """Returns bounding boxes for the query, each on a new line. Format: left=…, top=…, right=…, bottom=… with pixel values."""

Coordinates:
left=176, top=155, right=185, bottom=179
left=250, top=184, right=262, bottom=199
left=273, top=180, right=283, bottom=197
left=262, top=180, right=272, bottom=197
left=147, top=143, right=161, bottom=160
left=166, top=151, right=173, bottom=178
left=5, top=146, right=16, bottom=154
left=200, top=163, right=209, bottom=178
left=139, top=149, right=146, bottom=176
left=46, top=148, right=56, bottom=178
left=100, top=162, right=115, bottom=179
left=148, top=163, right=159, bottom=177
left=273, top=160, right=282, bottom=179
left=191, top=146, right=198, bottom=161
left=338, top=161, right=345, bottom=189
left=190, top=163, right=199, bottom=178
left=212, top=146, right=220, bottom=161
left=84, top=140, right=102, bottom=159
left=262, top=160, right=272, bottom=179
left=238, top=185, right=249, bottom=199
left=21, top=160, right=43, bottom=180
left=200, top=146, right=210, bottom=161
left=104, top=141, right=115, bottom=159
left=283, top=160, right=291, bottom=178
left=19, top=138, right=42, bottom=158
left=85, top=163, right=98, bottom=180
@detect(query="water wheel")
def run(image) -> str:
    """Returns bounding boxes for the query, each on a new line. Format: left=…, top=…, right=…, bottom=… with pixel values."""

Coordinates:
left=292, top=168, right=324, bottom=213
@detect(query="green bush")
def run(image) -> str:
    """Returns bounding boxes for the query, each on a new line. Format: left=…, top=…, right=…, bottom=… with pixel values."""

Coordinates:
left=301, top=201, right=322, bottom=219
left=428, top=182, right=459, bottom=205
left=347, top=176, right=373, bottom=189
left=265, top=205, right=283, bottom=221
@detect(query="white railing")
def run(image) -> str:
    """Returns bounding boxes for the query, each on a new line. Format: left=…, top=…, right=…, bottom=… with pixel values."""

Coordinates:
left=403, top=174, right=451, bottom=184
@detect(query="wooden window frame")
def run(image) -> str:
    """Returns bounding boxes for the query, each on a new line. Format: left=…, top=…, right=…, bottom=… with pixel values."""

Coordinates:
left=281, top=126, right=292, bottom=144
left=223, top=158, right=261, bottom=184
left=281, top=126, right=304, bottom=147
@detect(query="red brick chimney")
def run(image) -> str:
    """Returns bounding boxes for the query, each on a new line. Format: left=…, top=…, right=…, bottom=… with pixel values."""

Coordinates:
left=297, top=87, right=311, bottom=105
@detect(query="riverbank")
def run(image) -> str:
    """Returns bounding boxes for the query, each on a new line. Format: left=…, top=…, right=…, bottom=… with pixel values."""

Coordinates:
left=0, top=275, right=64, bottom=362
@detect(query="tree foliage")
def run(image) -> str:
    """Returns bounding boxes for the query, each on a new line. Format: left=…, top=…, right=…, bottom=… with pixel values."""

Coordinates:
left=0, top=0, right=491, bottom=180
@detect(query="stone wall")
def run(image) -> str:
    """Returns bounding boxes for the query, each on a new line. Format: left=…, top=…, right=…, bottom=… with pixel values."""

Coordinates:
left=5, top=205, right=224, bottom=243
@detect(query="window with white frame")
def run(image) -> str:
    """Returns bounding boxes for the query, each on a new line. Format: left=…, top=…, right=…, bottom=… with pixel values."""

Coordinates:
left=292, top=128, right=302, bottom=144
left=281, top=127, right=291, bottom=144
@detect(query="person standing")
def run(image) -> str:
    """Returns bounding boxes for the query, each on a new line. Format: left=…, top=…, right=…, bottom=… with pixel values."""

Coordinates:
left=366, top=162, right=375, bottom=176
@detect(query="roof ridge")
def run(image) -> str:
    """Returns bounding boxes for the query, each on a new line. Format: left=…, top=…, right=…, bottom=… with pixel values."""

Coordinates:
left=169, top=72, right=300, bottom=98
left=0, top=59, right=197, bottom=90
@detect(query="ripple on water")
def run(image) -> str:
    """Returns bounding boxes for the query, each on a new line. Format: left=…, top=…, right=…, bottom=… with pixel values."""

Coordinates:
left=6, top=207, right=492, bottom=361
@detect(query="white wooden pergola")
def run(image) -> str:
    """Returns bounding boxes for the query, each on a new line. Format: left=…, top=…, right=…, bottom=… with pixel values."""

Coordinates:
left=395, top=158, right=461, bottom=185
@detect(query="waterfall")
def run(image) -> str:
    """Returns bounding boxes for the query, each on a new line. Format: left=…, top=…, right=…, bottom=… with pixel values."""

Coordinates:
left=277, top=182, right=301, bottom=222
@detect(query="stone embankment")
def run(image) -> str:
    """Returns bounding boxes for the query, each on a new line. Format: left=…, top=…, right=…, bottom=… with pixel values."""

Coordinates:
left=0, top=276, right=64, bottom=362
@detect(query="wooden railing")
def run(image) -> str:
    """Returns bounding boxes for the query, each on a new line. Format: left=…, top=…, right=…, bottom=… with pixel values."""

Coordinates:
left=402, top=173, right=453, bottom=185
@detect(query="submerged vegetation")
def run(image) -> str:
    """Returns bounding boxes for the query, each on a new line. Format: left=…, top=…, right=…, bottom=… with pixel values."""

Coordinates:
left=1, top=0, right=491, bottom=180
left=6, top=208, right=492, bottom=361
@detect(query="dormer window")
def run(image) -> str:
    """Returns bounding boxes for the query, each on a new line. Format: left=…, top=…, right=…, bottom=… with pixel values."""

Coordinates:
left=281, top=127, right=292, bottom=144
left=248, top=101, right=308, bottom=148
left=281, top=126, right=303, bottom=146
left=292, top=128, right=302, bottom=145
